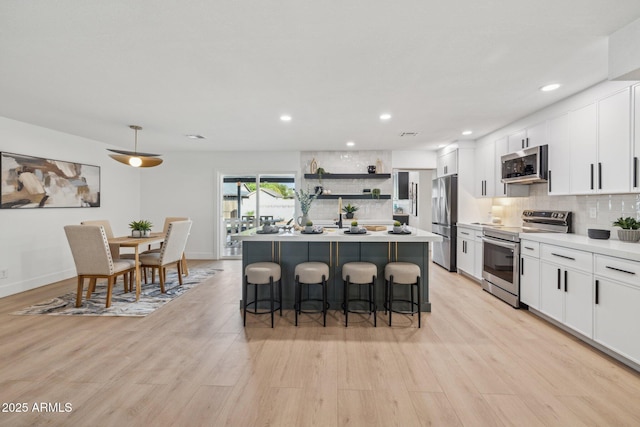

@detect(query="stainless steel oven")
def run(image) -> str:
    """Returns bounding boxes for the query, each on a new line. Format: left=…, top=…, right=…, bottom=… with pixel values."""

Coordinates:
left=482, top=230, right=520, bottom=306
left=481, top=210, right=572, bottom=308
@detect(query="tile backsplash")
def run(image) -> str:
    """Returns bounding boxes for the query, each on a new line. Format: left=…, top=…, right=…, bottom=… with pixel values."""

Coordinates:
left=300, top=151, right=393, bottom=221
left=493, top=184, right=640, bottom=238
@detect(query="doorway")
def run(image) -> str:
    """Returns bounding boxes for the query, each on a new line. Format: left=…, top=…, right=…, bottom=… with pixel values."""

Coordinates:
left=220, top=174, right=296, bottom=258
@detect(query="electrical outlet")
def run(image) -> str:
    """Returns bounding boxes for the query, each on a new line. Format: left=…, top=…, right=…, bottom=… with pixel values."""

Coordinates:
left=0, top=269, right=7, bottom=279
left=589, top=207, right=597, bottom=219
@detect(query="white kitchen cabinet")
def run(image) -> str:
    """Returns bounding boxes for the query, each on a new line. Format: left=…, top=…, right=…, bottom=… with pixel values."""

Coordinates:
left=473, top=230, right=483, bottom=280
left=597, top=88, right=631, bottom=193
left=547, top=114, right=571, bottom=195
left=634, top=85, right=640, bottom=190
left=507, top=121, right=547, bottom=152
left=519, top=240, right=540, bottom=309
left=594, top=254, right=640, bottom=365
left=475, top=141, right=494, bottom=198
left=539, top=244, right=593, bottom=337
left=437, top=150, right=457, bottom=177
left=457, top=227, right=474, bottom=276
left=569, top=102, right=598, bottom=194
left=569, top=89, right=631, bottom=194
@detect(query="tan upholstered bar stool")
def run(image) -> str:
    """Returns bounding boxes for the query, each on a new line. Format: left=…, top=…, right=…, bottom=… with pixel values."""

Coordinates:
left=243, top=262, right=282, bottom=328
left=294, top=262, right=330, bottom=327
left=384, top=262, right=421, bottom=327
left=342, top=262, right=377, bottom=327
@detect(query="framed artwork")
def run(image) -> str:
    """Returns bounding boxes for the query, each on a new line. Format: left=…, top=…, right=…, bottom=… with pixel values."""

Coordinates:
left=1, top=152, right=100, bottom=209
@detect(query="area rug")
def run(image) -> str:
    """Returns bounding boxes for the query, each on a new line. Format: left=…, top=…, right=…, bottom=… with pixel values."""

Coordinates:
left=12, top=268, right=221, bottom=317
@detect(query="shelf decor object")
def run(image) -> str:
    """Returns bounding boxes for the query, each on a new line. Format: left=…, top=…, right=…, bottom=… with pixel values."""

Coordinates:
left=295, top=187, right=320, bottom=226
left=107, top=125, right=163, bottom=168
left=1, top=151, right=101, bottom=209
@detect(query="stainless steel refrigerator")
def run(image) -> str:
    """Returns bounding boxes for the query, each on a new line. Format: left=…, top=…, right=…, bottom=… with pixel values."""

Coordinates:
left=431, top=174, right=458, bottom=271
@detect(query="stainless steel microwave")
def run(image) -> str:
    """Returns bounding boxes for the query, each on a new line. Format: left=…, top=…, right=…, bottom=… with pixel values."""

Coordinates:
left=501, top=145, right=548, bottom=184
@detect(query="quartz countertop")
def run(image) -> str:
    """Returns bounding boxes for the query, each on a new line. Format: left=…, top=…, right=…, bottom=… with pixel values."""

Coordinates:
left=236, top=226, right=443, bottom=243
left=519, top=233, right=640, bottom=262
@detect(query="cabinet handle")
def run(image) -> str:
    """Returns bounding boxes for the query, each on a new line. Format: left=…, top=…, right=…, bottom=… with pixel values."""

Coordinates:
left=444, top=165, right=447, bottom=175
left=605, top=265, right=636, bottom=275
left=598, top=162, right=602, bottom=190
left=526, top=137, right=529, bottom=148
left=548, top=170, right=552, bottom=193
left=557, top=268, right=561, bottom=290
left=503, top=183, right=506, bottom=195
left=461, top=231, right=470, bottom=235
left=521, top=257, right=524, bottom=275
left=590, top=164, right=594, bottom=190
left=521, top=139, right=525, bottom=149
left=595, top=279, right=599, bottom=304
left=551, top=252, right=575, bottom=261
left=564, top=270, right=568, bottom=292
left=524, top=246, right=535, bottom=251
left=634, top=157, right=638, bottom=188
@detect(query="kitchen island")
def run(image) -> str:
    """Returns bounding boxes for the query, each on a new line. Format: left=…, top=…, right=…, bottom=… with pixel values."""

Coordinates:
left=236, top=226, right=442, bottom=312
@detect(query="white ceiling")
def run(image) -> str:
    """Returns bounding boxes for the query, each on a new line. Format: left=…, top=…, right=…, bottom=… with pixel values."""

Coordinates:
left=2, top=1, right=640, bottom=153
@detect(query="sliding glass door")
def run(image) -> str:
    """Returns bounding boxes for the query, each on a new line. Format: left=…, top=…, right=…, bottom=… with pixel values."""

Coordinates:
left=221, top=174, right=295, bottom=258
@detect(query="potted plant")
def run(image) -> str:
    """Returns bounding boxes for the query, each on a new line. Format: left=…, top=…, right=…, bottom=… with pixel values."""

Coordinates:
left=305, top=220, right=314, bottom=233
left=342, top=203, right=359, bottom=219
left=129, top=219, right=153, bottom=237
left=372, top=188, right=381, bottom=200
left=393, top=220, right=402, bottom=233
left=295, top=187, right=320, bottom=227
left=613, top=217, right=640, bottom=242
left=350, top=221, right=359, bottom=233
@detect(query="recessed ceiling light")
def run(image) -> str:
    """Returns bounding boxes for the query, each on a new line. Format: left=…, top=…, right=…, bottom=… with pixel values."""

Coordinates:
left=346, top=141, right=355, bottom=147
left=280, top=115, right=292, bottom=122
left=540, top=83, right=561, bottom=92
left=462, top=130, right=473, bottom=136
left=185, top=134, right=206, bottom=139
left=379, top=113, right=392, bottom=120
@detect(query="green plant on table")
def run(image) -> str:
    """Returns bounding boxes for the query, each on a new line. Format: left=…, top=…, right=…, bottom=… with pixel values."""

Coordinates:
left=351, top=221, right=358, bottom=227
left=342, top=203, right=359, bottom=214
left=306, top=221, right=313, bottom=226
left=393, top=220, right=401, bottom=226
left=129, top=219, right=153, bottom=231
left=612, top=217, right=640, bottom=229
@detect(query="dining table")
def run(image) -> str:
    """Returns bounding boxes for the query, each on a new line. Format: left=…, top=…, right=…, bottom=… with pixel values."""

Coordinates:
left=108, top=232, right=165, bottom=301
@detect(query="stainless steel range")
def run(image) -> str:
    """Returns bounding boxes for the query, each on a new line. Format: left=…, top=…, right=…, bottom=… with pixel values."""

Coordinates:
left=481, top=210, right=572, bottom=307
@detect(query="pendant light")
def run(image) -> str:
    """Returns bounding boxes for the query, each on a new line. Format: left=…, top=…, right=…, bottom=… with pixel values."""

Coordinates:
left=107, top=125, right=163, bottom=167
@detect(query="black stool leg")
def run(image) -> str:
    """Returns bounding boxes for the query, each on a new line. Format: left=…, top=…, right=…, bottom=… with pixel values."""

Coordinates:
left=371, top=277, right=376, bottom=327
left=254, top=281, right=258, bottom=314
left=243, top=275, right=248, bottom=326
left=270, top=277, right=274, bottom=328
left=389, top=275, right=394, bottom=327
left=345, top=277, right=350, bottom=327
left=384, top=279, right=388, bottom=314
left=417, top=277, right=421, bottom=328
left=411, top=283, right=415, bottom=316
left=295, top=275, right=300, bottom=326
left=322, top=275, right=327, bottom=327
left=278, top=278, right=283, bottom=317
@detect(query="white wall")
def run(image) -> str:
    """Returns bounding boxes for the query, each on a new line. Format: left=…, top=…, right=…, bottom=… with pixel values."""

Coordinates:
left=139, top=151, right=300, bottom=260
left=0, top=117, right=141, bottom=298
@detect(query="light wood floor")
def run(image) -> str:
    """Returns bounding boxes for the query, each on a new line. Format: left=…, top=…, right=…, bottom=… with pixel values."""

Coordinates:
left=1, top=260, right=639, bottom=426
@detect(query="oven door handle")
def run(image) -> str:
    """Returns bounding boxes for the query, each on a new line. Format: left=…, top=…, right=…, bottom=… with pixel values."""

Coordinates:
left=481, top=237, right=518, bottom=250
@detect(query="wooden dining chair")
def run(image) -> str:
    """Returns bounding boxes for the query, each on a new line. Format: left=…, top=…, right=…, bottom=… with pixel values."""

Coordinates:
left=64, top=225, right=137, bottom=308
left=139, top=220, right=192, bottom=293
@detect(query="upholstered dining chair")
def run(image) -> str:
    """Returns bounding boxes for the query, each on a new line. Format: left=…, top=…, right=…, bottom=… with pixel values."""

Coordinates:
left=139, top=220, right=192, bottom=293
left=142, top=216, right=190, bottom=281
left=80, top=219, right=120, bottom=258
left=64, top=225, right=137, bottom=308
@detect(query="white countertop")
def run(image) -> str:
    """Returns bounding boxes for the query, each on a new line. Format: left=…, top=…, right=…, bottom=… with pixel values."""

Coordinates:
left=519, top=233, right=640, bottom=262
left=457, top=222, right=486, bottom=231
left=236, top=226, right=443, bottom=243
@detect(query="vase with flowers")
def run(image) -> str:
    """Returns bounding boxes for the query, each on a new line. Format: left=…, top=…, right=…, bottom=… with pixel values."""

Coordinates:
left=295, top=187, right=320, bottom=227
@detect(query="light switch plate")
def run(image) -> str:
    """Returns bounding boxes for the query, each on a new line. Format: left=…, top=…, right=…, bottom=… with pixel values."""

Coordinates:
left=589, top=207, right=597, bottom=219
left=0, top=269, right=7, bottom=279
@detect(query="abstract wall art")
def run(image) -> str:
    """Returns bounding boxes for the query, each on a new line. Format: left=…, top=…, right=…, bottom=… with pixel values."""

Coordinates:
left=1, top=152, right=100, bottom=209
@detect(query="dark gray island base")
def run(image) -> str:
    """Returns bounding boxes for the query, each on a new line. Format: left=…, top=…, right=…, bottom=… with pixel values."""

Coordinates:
left=242, top=230, right=439, bottom=312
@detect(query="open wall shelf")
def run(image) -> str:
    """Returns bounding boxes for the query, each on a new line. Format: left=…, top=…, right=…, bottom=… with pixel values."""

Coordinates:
left=304, top=173, right=391, bottom=180
left=317, top=194, right=391, bottom=200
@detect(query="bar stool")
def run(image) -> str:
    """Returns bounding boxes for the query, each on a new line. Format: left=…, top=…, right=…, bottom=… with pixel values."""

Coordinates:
left=243, top=262, right=282, bottom=328
left=294, top=262, right=330, bottom=327
left=342, top=262, right=377, bottom=327
left=384, top=262, right=421, bottom=327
